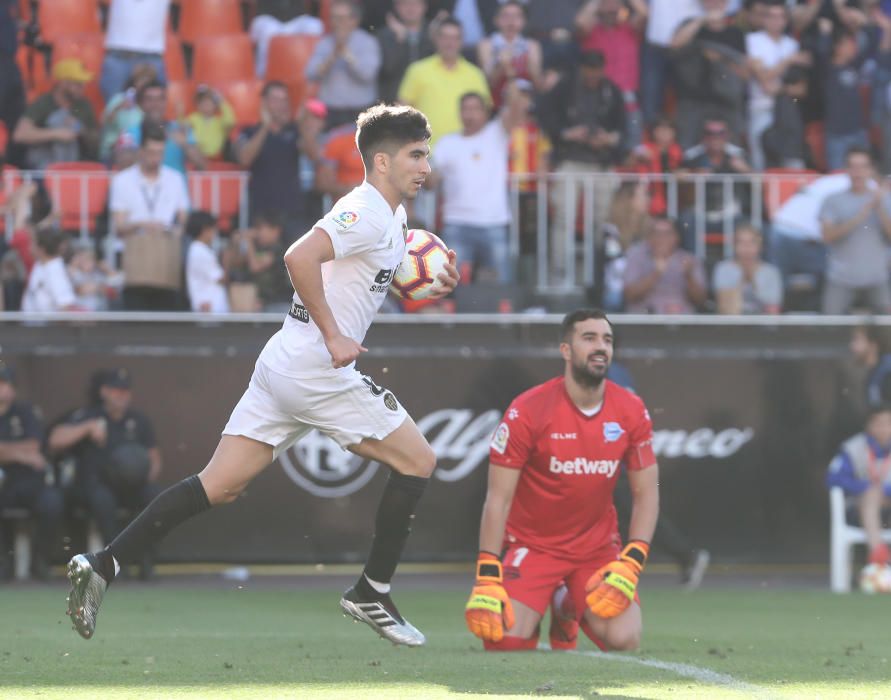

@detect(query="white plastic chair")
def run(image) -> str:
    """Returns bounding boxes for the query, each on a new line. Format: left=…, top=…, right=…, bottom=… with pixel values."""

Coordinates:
left=829, top=486, right=891, bottom=592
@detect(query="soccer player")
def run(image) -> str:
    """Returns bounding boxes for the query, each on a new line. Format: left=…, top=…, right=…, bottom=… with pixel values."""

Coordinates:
left=65, top=104, right=459, bottom=647
left=465, top=309, right=659, bottom=651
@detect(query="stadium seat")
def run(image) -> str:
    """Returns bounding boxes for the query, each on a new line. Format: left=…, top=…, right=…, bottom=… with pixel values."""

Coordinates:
left=164, top=33, right=187, bottom=82
left=178, top=0, right=244, bottom=44
left=37, top=0, right=102, bottom=45
left=217, top=79, right=262, bottom=127
left=16, top=43, right=50, bottom=101
left=265, top=34, right=320, bottom=81
left=192, top=34, right=256, bottom=84
left=188, top=162, right=246, bottom=231
left=829, top=486, right=891, bottom=593
left=0, top=165, right=23, bottom=236
left=762, top=168, right=819, bottom=221
left=44, top=161, right=110, bottom=234
left=165, top=79, right=193, bottom=120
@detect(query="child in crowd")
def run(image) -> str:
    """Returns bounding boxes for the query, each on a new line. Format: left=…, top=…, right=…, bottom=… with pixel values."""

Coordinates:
left=186, top=85, right=236, bottom=161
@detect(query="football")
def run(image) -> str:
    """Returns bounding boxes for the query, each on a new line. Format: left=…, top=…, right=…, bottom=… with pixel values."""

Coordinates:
left=859, top=563, right=891, bottom=594
left=392, top=229, right=451, bottom=300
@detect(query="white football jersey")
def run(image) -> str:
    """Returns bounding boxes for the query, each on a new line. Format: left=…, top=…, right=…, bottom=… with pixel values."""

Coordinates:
left=259, top=181, right=407, bottom=377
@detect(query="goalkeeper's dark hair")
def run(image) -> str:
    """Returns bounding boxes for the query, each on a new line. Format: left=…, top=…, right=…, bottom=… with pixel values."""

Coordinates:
left=560, top=308, right=613, bottom=343
left=355, top=104, right=431, bottom=169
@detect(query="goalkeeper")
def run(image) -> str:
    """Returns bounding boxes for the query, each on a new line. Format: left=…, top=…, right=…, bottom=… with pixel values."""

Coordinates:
left=465, top=309, right=659, bottom=651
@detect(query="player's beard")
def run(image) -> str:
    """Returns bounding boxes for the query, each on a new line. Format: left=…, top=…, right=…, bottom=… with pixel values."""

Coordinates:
left=570, top=352, right=608, bottom=388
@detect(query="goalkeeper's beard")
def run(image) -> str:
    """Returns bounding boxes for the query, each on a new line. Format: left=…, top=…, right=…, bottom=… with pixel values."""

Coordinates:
left=570, top=354, right=608, bottom=388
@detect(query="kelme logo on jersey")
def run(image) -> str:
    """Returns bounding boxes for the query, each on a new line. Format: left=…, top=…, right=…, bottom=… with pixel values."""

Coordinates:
left=549, top=456, right=620, bottom=478
left=333, top=211, right=360, bottom=229
left=603, top=422, right=624, bottom=443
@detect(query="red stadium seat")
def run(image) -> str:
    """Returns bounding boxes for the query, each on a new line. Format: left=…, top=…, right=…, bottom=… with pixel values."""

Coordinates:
left=192, top=34, right=256, bottom=84
left=265, top=34, right=320, bottom=81
left=0, top=165, right=23, bottom=235
left=178, top=0, right=243, bottom=44
left=44, top=162, right=110, bottom=233
left=216, top=79, right=263, bottom=127
left=188, top=162, right=246, bottom=231
left=37, top=0, right=101, bottom=45
left=165, top=79, right=194, bottom=120
left=164, top=34, right=187, bottom=82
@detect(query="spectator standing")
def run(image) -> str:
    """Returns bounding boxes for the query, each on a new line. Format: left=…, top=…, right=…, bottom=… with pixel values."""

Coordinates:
left=432, top=0, right=499, bottom=55
left=818, top=148, right=891, bottom=315
left=99, top=64, right=157, bottom=163
left=398, top=17, right=491, bottom=147
left=537, top=50, right=626, bottom=282
left=670, top=0, right=748, bottom=149
left=48, top=369, right=162, bottom=579
left=679, top=118, right=752, bottom=252
left=712, top=223, right=783, bottom=314
left=376, top=0, right=435, bottom=103
left=815, top=22, right=870, bottom=171
left=631, top=116, right=683, bottom=216
left=236, top=81, right=322, bottom=232
left=186, top=85, right=236, bottom=162
left=13, top=59, right=100, bottom=169
left=575, top=0, right=647, bottom=146
left=316, top=121, right=365, bottom=200
left=826, top=405, right=891, bottom=575
left=760, top=65, right=809, bottom=169
left=110, top=121, right=190, bottom=311
left=622, top=216, right=707, bottom=314
left=0, top=0, right=25, bottom=162
left=478, top=1, right=543, bottom=106
left=429, top=83, right=526, bottom=284
left=306, top=0, right=381, bottom=128
left=250, top=0, right=324, bottom=77
left=118, top=81, right=205, bottom=174
left=523, top=0, right=585, bottom=71
left=185, top=211, right=229, bottom=314
left=745, top=2, right=807, bottom=171
left=0, top=366, right=63, bottom=580
left=21, top=228, right=78, bottom=313
left=100, top=0, right=170, bottom=101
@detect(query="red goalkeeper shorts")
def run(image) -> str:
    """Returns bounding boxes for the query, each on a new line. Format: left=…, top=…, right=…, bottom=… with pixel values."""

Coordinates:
left=500, top=542, right=639, bottom=621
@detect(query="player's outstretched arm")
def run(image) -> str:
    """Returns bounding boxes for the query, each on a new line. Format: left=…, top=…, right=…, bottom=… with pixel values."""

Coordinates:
left=465, top=463, right=521, bottom=642
left=283, top=229, right=367, bottom=368
left=585, top=464, right=659, bottom=619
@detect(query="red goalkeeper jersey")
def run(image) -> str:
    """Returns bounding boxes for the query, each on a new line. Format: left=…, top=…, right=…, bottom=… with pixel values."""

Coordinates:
left=489, top=377, right=656, bottom=562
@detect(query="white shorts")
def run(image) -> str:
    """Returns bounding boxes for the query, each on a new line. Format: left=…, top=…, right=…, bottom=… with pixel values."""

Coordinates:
left=222, top=361, right=408, bottom=459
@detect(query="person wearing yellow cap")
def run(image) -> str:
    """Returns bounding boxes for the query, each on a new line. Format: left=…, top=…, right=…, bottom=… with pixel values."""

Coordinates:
left=12, top=58, right=100, bottom=169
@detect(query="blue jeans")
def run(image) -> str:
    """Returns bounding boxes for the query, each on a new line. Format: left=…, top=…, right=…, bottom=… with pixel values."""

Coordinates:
left=825, top=130, right=868, bottom=172
left=441, top=223, right=513, bottom=283
left=641, top=42, right=670, bottom=125
left=100, top=52, right=166, bottom=102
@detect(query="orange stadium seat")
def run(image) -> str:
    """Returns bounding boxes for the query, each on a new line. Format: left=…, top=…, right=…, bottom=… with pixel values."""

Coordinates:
left=265, top=34, right=320, bottom=81
left=178, top=0, right=243, bottom=44
left=164, top=34, right=187, bottom=82
left=37, top=0, right=101, bottom=45
left=44, top=162, right=110, bottom=233
left=192, top=34, right=256, bottom=83
left=217, top=79, right=262, bottom=127
left=165, top=79, right=194, bottom=120
left=188, top=162, right=245, bottom=231
left=16, top=43, right=50, bottom=101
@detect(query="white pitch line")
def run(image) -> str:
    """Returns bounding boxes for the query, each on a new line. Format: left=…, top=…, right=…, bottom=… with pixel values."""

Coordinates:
left=542, top=646, right=775, bottom=698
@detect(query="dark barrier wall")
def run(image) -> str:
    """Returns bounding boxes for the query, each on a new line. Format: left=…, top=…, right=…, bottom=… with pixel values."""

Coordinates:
left=0, top=316, right=869, bottom=564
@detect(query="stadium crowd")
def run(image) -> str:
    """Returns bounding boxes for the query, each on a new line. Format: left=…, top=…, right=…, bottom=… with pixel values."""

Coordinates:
left=3, top=0, right=891, bottom=314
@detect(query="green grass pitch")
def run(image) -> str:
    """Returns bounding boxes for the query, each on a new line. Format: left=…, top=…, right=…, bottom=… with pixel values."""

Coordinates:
left=2, top=580, right=891, bottom=699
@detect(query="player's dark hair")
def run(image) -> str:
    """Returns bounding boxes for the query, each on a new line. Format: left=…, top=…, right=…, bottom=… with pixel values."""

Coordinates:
left=561, top=308, right=613, bottom=342
left=185, top=210, right=217, bottom=239
left=355, top=104, right=431, bottom=169
left=140, top=119, right=166, bottom=146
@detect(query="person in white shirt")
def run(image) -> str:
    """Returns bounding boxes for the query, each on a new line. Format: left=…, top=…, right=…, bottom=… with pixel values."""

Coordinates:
left=100, top=0, right=170, bottom=101
left=63, top=104, right=461, bottom=650
left=428, top=80, right=528, bottom=283
left=745, top=3, right=808, bottom=171
left=110, top=120, right=190, bottom=311
left=22, top=227, right=77, bottom=313
left=185, top=211, right=229, bottom=314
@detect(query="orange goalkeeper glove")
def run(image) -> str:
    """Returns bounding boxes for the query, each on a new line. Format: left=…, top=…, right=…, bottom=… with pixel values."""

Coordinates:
left=465, top=552, right=515, bottom=642
left=585, top=540, right=649, bottom=619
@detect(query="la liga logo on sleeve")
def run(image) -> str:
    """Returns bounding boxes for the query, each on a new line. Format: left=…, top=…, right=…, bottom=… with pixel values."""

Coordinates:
left=333, top=211, right=360, bottom=229
left=491, top=422, right=510, bottom=454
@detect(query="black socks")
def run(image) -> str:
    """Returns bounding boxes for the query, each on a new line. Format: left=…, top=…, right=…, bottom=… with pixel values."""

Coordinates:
left=360, top=471, right=429, bottom=590
left=99, top=475, right=211, bottom=581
